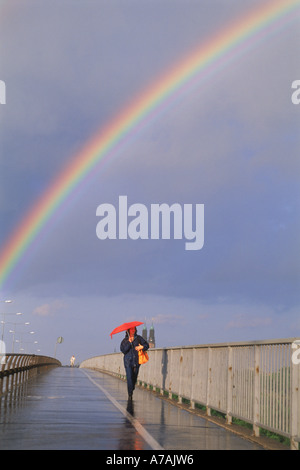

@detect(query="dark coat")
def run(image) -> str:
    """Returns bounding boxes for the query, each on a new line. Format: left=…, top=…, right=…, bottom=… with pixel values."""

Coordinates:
left=120, top=333, right=149, bottom=368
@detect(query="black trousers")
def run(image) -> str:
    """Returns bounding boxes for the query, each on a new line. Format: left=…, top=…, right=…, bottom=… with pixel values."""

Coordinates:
left=125, top=364, right=140, bottom=395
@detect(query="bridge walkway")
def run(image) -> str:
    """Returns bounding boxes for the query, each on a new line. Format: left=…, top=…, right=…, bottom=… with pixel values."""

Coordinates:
left=0, top=366, right=265, bottom=450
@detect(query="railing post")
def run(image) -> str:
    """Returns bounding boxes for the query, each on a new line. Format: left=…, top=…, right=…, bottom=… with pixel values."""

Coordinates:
left=206, top=347, right=212, bottom=416
left=5, top=355, right=13, bottom=394
left=154, top=349, right=159, bottom=393
left=226, top=346, right=233, bottom=425
left=160, top=349, right=166, bottom=396
left=190, top=348, right=196, bottom=409
left=178, top=348, right=183, bottom=404
left=253, top=344, right=260, bottom=437
left=290, top=346, right=299, bottom=450
left=169, top=349, right=173, bottom=399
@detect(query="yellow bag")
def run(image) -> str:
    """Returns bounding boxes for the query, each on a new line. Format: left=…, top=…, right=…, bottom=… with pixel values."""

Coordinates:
left=138, top=349, right=149, bottom=365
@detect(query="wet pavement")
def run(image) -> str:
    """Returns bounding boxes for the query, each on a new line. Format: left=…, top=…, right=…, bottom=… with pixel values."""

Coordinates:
left=0, top=367, right=264, bottom=450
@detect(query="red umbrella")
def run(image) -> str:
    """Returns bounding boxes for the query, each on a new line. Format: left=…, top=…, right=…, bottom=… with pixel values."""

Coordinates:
left=110, top=321, right=144, bottom=339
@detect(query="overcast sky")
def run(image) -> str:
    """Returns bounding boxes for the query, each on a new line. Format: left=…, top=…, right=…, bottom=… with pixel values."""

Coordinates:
left=0, top=0, right=299, bottom=365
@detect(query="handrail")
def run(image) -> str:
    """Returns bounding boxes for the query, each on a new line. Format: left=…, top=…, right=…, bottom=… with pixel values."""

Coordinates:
left=80, top=338, right=300, bottom=450
left=0, top=353, right=61, bottom=397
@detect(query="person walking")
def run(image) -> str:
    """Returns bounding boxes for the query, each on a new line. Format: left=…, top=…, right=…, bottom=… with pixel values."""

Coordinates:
left=120, top=327, right=149, bottom=399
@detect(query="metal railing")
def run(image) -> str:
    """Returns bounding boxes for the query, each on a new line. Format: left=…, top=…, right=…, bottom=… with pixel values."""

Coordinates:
left=0, top=353, right=61, bottom=396
left=80, top=338, right=300, bottom=450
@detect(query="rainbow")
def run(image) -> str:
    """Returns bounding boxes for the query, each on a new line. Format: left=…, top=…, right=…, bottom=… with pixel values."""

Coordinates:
left=0, top=0, right=299, bottom=291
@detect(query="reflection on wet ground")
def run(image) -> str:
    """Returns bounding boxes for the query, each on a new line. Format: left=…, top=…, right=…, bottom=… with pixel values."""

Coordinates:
left=117, top=398, right=146, bottom=450
left=0, top=367, right=264, bottom=450
left=0, top=380, right=29, bottom=425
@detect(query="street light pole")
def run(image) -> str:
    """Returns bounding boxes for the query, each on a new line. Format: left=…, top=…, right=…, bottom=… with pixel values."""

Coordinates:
left=54, top=336, right=64, bottom=358
left=1, top=312, right=22, bottom=342
left=8, top=321, right=30, bottom=353
left=16, top=330, right=35, bottom=353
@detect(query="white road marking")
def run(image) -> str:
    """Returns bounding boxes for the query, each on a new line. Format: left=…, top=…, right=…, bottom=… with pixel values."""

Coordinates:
left=81, top=369, right=164, bottom=450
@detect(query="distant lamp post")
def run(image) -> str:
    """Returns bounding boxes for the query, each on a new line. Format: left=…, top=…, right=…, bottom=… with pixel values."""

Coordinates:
left=20, top=339, right=38, bottom=354
left=8, top=321, right=30, bottom=352
left=1, top=312, right=22, bottom=342
left=54, top=336, right=64, bottom=358
left=16, top=330, right=35, bottom=353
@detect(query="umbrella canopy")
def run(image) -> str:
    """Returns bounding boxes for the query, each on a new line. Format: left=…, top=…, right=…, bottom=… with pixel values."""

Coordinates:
left=110, top=321, right=144, bottom=339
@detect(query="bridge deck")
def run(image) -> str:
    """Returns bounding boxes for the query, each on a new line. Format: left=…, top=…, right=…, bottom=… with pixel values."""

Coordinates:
left=0, top=367, right=264, bottom=450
